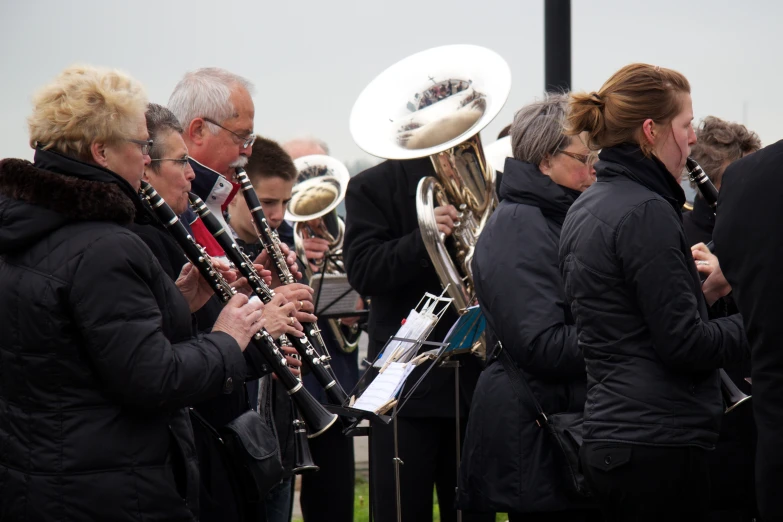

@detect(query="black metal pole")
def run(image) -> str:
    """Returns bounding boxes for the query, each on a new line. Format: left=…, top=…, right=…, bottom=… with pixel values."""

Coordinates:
left=544, top=0, right=571, bottom=93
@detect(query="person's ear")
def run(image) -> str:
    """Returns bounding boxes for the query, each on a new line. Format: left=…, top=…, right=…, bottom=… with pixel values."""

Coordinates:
left=642, top=119, right=656, bottom=145
left=539, top=154, right=553, bottom=176
left=90, top=141, right=110, bottom=168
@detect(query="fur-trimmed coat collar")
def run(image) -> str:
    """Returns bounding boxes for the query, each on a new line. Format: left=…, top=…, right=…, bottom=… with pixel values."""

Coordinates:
left=0, top=150, right=139, bottom=254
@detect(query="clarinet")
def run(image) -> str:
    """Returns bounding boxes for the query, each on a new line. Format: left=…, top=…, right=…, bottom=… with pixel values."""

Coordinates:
left=235, top=170, right=343, bottom=382
left=684, top=159, right=752, bottom=414
left=686, top=157, right=719, bottom=209
left=188, top=192, right=350, bottom=409
left=139, top=181, right=337, bottom=437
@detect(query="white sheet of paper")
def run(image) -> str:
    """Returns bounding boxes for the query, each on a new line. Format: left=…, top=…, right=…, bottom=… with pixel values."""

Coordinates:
left=352, top=362, right=415, bottom=413
left=373, top=309, right=437, bottom=368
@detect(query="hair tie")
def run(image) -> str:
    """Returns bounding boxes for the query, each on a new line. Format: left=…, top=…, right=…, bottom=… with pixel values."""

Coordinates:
left=589, top=92, right=603, bottom=105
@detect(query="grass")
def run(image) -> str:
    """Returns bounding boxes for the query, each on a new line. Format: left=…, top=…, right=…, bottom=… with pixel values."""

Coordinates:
left=293, top=476, right=509, bottom=522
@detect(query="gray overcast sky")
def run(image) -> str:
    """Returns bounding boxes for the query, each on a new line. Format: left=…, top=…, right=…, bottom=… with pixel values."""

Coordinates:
left=1, top=0, right=781, bottom=167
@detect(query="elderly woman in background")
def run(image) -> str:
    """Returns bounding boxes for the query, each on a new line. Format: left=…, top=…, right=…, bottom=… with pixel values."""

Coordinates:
left=682, top=116, right=761, bottom=247
left=0, top=65, right=266, bottom=521
left=458, top=93, right=599, bottom=522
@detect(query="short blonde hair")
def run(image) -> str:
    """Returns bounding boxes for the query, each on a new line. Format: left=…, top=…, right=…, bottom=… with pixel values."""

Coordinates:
left=29, top=65, right=148, bottom=162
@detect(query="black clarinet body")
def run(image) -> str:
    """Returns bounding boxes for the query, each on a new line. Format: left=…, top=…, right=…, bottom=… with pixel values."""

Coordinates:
left=140, top=181, right=337, bottom=436
left=233, top=171, right=351, bottom=407
left=683, top=159, right=752, bottom=414
left=188, top=192, right=350, bottom=410
left=686, top=157, right=719, bottom=209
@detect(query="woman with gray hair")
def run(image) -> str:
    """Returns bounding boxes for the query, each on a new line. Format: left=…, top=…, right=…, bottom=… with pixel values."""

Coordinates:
left=457, top=93, right=599, bottom=521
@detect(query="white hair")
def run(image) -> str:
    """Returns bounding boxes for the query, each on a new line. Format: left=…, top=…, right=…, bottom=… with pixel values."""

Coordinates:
left=168, top=67, right=255, bottom=133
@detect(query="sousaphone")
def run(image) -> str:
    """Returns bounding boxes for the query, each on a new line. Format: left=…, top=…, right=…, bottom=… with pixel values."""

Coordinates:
left=349, top=44, right=512, bottom=312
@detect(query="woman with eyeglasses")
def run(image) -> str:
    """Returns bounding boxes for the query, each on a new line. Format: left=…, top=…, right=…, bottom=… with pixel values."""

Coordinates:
left=559, top=64, right=749, bottom=521
left=458, top=93, right=599, bottom=522
left=0, top=65, right=267, bottom=521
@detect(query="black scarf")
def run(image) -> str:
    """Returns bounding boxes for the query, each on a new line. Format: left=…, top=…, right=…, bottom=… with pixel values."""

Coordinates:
left=598, top=143, right=686, bottom=214
left=500, top=157, right=580, bottom=226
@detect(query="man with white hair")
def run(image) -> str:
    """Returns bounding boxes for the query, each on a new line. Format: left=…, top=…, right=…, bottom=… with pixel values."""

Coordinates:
left=169, top=67, right=256, bottom=233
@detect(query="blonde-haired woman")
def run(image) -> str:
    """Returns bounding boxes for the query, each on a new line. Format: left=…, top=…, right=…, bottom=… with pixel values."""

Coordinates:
left=0, top=65, right=264, bottom=521
left=558, top=63, right=749, bottom=521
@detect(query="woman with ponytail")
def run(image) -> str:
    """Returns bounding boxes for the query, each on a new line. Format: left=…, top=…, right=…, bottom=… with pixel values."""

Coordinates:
left=558, top=64, right=749, bottom=521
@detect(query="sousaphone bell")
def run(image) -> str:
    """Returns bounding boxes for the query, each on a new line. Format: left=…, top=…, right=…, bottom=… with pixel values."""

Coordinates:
left=349, top=44, right=512, bottom=313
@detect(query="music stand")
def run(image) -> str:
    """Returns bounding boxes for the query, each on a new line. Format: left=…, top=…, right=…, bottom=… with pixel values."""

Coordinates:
left=325, top=291, right=454, bottom=522
left=309, top=251, right=368, bottom=320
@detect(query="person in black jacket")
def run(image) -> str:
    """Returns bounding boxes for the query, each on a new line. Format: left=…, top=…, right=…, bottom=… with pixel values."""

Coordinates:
left=0, top=65, right=266, bottom=522
left=344, top=158, right=489, bottom=522
left=681, top=116, right=761, bottom=522
left=140, top=104, right=306, bottom=522
left=282, top=137, right=360, bottom=522
left=559, top=63, right=749, bottom=521
left=228, top=136, right=319, bottom=522
left=712, top=140, right=783, bottom=522
left=458, top=94, right=599, bottom=521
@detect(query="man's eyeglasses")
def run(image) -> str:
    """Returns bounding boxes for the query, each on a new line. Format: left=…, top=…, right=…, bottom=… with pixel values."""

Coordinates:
left=559, top=150, right=599, bottom=166
left=150, top=156, right=191, bottom=169
left=202, top=117, right=256, bottom=149
left=127, top=139, right=153, bottom=155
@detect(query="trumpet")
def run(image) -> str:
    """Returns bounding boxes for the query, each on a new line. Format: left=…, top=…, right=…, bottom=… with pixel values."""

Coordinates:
left=286, top=154, right=362, bottom=354
left=685, top=158, right=752, bottom=414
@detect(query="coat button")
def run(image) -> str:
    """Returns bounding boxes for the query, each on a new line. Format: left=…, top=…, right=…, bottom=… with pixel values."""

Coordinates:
left=690, top=384, right=696, bottom=395
left=223, top=377, right=234, bottom=394
left=604, top=455, right=612, bottom=465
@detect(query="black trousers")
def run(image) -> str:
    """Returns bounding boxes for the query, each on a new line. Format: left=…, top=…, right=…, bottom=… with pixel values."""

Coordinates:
left=300, top=422, right=356, bottom=522
left=370, top=416, right=494, bottom=522
left=580, top=442, right=711, bottom=522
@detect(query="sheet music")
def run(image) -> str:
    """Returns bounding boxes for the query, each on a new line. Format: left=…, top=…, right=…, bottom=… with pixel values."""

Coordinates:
left=309, top=273, right=362, bottom=316
left=373, top=309, right=437, bottom=368
left=353, top=362, right=415, bottom=413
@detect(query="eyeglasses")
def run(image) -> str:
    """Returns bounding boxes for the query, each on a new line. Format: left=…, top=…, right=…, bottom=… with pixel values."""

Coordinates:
left=202, top=117, right=256, bottom=149
left=127, top=138, right=154, bottom=155
left=150, top=156, right=191, bottom=169
left=559, top=150, right=599, bottom=166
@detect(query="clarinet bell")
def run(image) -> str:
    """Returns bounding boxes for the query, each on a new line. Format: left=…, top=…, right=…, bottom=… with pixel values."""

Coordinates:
left=292, top=416, right=319, bottom=475
left=720, top=368, right=752, bottom=414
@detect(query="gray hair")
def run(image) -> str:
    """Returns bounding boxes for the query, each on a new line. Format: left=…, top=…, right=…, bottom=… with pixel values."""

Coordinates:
left=145, top=103, right=183, bottom=167
left=510, top=92, right=570, bottom=166
left=167, top=67, right=255, bottom=134
left=282, top=137, right=331, bottom=157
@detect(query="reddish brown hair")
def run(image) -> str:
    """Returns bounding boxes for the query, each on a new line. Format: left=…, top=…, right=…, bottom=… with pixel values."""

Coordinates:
left=567, top=63, right=690, bottom=156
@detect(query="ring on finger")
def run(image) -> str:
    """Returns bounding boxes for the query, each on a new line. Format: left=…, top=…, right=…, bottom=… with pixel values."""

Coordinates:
left=298, top=300, right=304, bottom=310
left=289, top=316, right=295, bottom=326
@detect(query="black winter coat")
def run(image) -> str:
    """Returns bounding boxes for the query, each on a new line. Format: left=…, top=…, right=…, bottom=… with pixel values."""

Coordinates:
left=713, top=139, right=783, bottom=521
left=558, top=144, right=748, bottom=449
left=0, top=150, right=246, bottom=522
left=344, top=158, right=482, bottom=418
left=458, top=159, right=587, bottom=513
left=130, top=217, right=271, bottom=522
